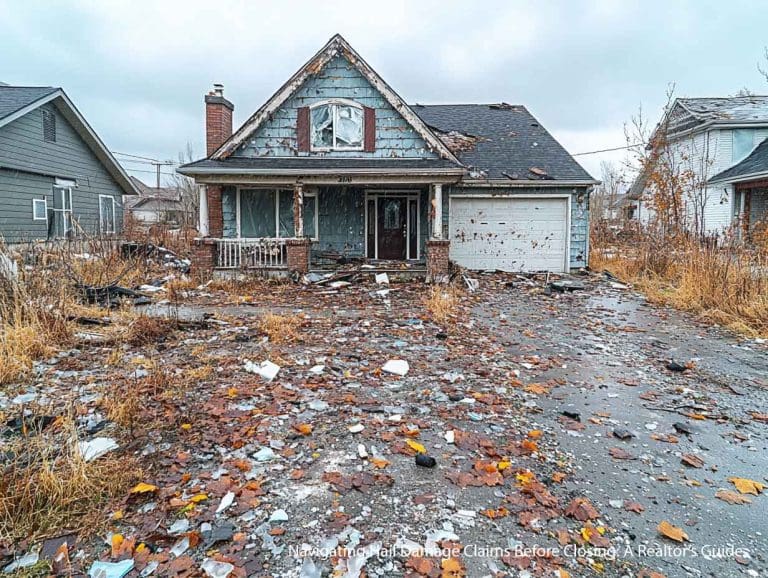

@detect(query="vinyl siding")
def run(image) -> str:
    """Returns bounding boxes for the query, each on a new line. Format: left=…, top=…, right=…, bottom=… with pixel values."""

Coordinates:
left=0, top=102, right=124, bottom=242
left=233, top=55, right=438, bottom=159
left=647, top=127, right=768, bottom=234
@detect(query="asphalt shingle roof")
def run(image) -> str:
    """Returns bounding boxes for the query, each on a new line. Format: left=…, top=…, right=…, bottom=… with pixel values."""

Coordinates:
left=0, top=86, right=58, bottom=121
left=710, top=137, right=768, bottom=183
left=678, top=96, right=768, bottom=123
left=413, top=103, right=594, bottom=181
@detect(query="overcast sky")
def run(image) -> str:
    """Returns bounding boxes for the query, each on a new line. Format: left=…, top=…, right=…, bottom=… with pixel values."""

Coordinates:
left=2, top=0, right=768, bottom=186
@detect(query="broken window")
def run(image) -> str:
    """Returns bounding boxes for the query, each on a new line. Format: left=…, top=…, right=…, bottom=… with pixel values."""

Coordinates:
left=310, top=101, right=363, bottom=150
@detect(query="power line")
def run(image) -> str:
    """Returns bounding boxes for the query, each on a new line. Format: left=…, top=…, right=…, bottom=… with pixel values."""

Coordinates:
left=572, top=142, right=644, bottom=156
left=111, top=150, right=167, bottom=163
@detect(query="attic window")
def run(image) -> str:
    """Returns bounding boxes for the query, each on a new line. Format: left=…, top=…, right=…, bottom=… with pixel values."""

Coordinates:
left=42, top=109, right=56, bottom=142
left=310, top=100, right=363, bottom=150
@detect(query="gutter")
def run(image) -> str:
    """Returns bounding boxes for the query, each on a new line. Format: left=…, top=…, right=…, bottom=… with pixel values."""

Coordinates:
left=177, top=167, right=467, bottom=177
left=708, top=169, right=768, bottom=185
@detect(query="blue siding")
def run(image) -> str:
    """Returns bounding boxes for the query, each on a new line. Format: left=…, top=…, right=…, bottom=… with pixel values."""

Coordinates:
left=446, top=186, right=590, bottom=270
left=0, top=103, right=125, bottom=242
left=226, top=186, right=430, bottom=259
left=234, top=55, right=437, bottom=159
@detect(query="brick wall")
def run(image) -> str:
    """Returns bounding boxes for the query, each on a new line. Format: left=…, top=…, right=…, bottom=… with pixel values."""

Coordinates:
left=205, top=94, right=234, bottom=156
left=207, top=186, right=223, bottom=238
left=286, top=238, right=311, bottom=274
left=426, top=239, right=450, bottom=283
left=191, top=239, right=216, bottom=273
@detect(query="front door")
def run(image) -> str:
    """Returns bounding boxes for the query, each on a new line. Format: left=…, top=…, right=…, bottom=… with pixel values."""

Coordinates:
left=377, top=197, right=407, bottom=260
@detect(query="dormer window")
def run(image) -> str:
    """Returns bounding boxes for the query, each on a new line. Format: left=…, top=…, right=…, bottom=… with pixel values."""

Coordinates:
left=310, top=100, right=364, bottom=150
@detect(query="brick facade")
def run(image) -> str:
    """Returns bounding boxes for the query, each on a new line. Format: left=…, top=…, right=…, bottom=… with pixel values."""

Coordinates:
left=207, top=186, right=223, bottom=238
left=285, top=238, right=311, bottom=274
left=426, top=239, right=450, bottom=283
left=192, top=238, right=216, bottom=273
left=205, top=91, right=234, bottom=157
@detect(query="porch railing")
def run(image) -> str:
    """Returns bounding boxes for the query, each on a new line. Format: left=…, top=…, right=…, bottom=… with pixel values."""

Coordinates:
left=216, top=238, right=287, bottom=269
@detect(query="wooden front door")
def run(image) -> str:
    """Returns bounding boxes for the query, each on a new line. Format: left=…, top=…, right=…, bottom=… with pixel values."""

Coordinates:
left=377, top=197, right=407, bottom=260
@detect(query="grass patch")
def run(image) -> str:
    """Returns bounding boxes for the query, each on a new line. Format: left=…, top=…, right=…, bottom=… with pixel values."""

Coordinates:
left=259, top=313, right=302, bottom=344
left=424, top=286, right=461, bottom=325
left=0, top=418, right=140, bottom=543
left=591, top=232, right=768, bottom=337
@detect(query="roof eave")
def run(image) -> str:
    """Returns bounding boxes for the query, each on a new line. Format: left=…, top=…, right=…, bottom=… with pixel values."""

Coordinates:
left=709, top=170, right=768, bottom=185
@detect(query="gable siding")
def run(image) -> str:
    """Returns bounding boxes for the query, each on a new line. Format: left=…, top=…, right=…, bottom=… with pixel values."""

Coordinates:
left=0, top=103, right=124, bottom=242
left=234, top=55, right=438, bottom=159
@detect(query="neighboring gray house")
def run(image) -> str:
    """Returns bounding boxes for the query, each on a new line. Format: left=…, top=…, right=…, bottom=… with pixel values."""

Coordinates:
left=179, top=35, right=596, bottom=276
left=125, top=177, right=187, bottom=227
left=0, top=84, right=137, bottom=243
left=628, top=96, right=768, bottom=237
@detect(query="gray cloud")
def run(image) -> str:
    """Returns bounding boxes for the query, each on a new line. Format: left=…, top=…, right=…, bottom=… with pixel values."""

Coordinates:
left=2, top=0, right=767, bottom=182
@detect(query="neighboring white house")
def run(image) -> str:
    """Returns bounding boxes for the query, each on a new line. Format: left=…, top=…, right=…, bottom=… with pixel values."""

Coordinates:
left=628, top=96, right=768, bottom=237
left=124, top=176, right=188, bottom=227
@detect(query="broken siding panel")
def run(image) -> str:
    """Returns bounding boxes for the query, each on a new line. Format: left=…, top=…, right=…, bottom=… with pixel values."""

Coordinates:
left=222, top=187, right=237, bottom=237
left=446, top=186, right=589, bottom=270
left=234, top=55, right=437, bottom=159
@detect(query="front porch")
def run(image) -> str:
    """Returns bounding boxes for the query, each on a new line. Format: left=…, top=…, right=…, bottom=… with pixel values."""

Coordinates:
left=734, top=182, right=768, bottom=241
left=193, top=182, right=451, bottom=280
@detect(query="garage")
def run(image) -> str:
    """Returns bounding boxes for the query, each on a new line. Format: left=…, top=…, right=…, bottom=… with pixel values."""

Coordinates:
left=449, top=196, right=570, bottom=272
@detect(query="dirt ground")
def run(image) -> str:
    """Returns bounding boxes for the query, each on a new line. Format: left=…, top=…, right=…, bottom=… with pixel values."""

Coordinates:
left=2, top=272, right=767, bottom=578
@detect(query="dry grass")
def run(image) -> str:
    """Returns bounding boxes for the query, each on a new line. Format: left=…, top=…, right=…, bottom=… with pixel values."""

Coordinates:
left=122, top=313, right=177, bottom=346
left=0, top=418, right=140, bottom=542
left=591, top=229, right=768, bottom=337
left=424, top=286, right=462, bottom=325
left=260, top=313, right=302, bottom=344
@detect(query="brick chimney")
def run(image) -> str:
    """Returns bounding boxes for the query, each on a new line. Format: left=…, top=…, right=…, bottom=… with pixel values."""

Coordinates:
left=205, top=83, right=234, bottom=156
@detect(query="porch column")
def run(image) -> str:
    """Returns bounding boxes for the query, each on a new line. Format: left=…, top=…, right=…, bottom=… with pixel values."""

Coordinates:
left=431, top=183, right=443, bottom=239
left=287, top=182, right=310, bottom=274
left=293, top=183, right=304, bottom=238
left=198, top=184, right=209, bottom=237
left=426, top=183, right=450, bottom=283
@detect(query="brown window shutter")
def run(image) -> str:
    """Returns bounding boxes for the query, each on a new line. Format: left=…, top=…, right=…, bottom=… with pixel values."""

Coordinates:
left=297, top=107, right=310, bottom=152
left=363, top=107, right=375, bottom=152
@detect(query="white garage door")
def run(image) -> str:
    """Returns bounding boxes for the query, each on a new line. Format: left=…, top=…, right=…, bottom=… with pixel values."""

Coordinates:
left=449, top=196, right=569, bottom=272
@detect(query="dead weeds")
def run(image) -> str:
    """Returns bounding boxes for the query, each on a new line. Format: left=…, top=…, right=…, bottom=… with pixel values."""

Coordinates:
left=591, top=230, right=768, bottom=337
left=260, top=313, right=302, bottom=344
left=424, top=285, right=462, bottom=325
left=0, top=418, right=140, bottom=543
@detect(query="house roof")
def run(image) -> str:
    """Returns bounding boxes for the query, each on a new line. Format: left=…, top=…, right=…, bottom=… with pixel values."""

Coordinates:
left=213, top=34, right=460, bottom=164
left=709, top=137, right=768, bottom=184
left=129, top=176, right=181, bottom=200
left=413, top=104, right=595, bottom=182
left=0, top=86, right=59, bottom=121
left=0, top=85, right=138, bottom=195
left=677, top=96, right=768, bottom=124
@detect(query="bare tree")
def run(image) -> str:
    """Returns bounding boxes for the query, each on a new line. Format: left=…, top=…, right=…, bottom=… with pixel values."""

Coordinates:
left=590, top=161, right=626, bottom=224
left=624, top=85, right=713, bottom=239
left=171, top=143, right=199, bottom=230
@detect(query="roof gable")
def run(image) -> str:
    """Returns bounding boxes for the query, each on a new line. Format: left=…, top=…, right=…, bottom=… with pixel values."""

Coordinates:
left=0, top=86, right=138, bottom=195
left=214, top=34, right=459, bottom=164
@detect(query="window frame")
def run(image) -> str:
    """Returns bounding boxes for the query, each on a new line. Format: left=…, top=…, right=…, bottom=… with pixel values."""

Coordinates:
left=52, top=184, right=74, bottom=237
left=42, top=109, right=56, bottom=143
left=309, top=99, right=364, bottom=152
left=32, top=198, right=48, bottom=222
left=98, top=195, right=117, bottom=235
left=235, top=188, right=319, bottom=241
left=731, top=129, right=755, bottom=163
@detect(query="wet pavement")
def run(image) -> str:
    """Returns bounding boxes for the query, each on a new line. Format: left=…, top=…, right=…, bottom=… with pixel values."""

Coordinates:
left=2, top=273, right=766, bottom=578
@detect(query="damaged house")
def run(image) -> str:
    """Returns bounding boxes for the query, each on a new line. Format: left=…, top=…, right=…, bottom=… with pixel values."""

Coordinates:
left=179, top=35, right=596, bottom=277
left=628, top=96, right=768, bottom=238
